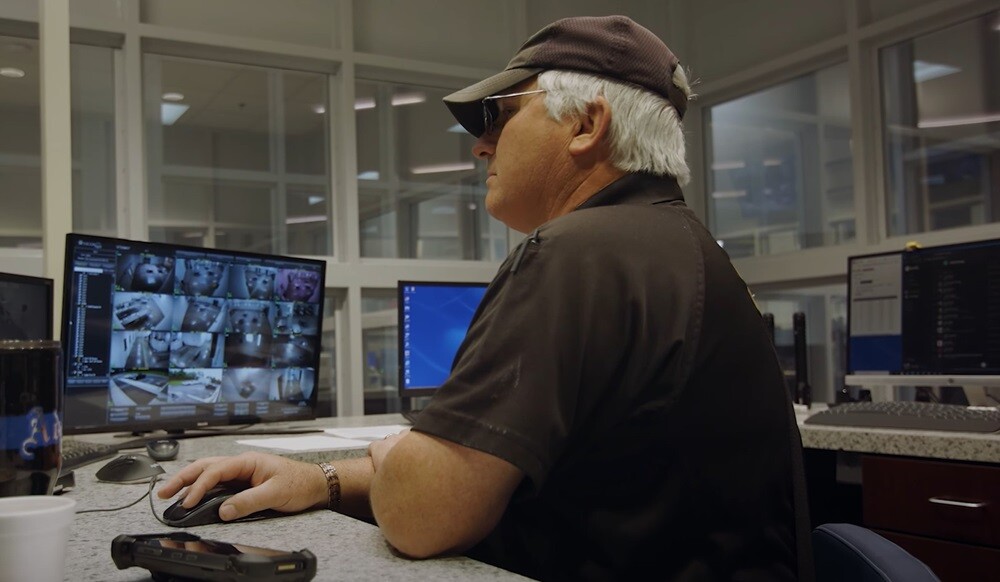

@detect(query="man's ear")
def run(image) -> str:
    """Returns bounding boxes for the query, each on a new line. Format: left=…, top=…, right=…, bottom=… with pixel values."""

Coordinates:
left=568, top=96, right=612, bottom=157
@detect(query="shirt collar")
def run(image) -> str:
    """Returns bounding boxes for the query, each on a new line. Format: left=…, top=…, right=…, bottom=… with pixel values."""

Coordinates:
left=575, top=172, right=685, bottom=210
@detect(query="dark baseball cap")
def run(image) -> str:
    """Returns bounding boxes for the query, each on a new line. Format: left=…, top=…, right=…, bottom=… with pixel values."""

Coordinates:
left=444, top=15, right=687, bottom=137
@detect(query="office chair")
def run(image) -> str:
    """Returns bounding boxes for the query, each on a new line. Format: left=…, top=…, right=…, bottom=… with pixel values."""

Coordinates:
left=812, top=523, right=940, bottom=582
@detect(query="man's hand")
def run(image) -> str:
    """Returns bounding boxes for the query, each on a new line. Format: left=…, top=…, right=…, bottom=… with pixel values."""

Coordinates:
left=156, top=451, right=328, bottom=521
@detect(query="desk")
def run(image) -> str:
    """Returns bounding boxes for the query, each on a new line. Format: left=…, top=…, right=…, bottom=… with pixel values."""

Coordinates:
left=797, top=407, right=1000, bottom=464
left=62, top=414, right=528, bottom=582
left=60, top=411, right=1000, bottom=581
left=797, top=408, right=1000, bottom=582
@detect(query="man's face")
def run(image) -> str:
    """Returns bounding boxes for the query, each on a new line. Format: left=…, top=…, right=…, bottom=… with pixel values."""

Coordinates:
left=472, top=80, right=569, bottom=234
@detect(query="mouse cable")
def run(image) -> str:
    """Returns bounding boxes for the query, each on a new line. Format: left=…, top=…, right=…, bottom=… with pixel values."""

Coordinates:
left=148, top=475, right=173, bottom=526
left=76, top=474, right=160, bottom=515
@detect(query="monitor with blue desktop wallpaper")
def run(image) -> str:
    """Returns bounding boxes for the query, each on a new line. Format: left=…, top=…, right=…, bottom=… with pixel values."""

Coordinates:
left=0, top=272, right=53, bottom=340
left=846, top=237, right=1000, bottom=387
left=61, top=233, right=326, bottom=434
left=397, top=280, right=488, bottom=398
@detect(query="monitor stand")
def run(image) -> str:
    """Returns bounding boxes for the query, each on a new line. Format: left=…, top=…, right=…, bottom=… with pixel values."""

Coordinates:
left=111, top=425, right=323, bottom=440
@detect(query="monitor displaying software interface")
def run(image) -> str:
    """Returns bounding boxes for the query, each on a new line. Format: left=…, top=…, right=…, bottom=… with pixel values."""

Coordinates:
left=62, top=234, right=326, bottom=434
left=0, top=272, right=53, bottom=340
left=847, top=237, right=1000, bottom=386
left=398, top=281, right=488, bottom=398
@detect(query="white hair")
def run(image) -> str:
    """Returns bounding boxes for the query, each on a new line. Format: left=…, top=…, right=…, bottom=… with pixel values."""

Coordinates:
left=536, top=69, right=692, bottom=185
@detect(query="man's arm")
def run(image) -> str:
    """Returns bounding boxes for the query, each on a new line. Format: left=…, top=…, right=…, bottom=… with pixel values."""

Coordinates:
left=157, top=452, right=375, bottom=521
left=369, top=430, right=524, bottom=558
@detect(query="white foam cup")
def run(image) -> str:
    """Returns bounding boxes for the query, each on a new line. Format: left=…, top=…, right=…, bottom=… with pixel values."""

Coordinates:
left=0, top=496, right=77, bottom=582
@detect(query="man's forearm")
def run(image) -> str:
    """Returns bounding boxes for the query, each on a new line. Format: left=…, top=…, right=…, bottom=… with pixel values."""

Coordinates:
left=330, top=456, right=375, bottom=520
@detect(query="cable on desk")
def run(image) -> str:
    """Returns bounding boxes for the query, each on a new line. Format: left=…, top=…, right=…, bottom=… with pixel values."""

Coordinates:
left=76, top=474, right=159, bottom=515
left=148, top=475, right=172, bottom=526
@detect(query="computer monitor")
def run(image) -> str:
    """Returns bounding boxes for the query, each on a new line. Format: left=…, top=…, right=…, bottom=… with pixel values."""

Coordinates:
left=397, top=280, right=488, bottom=399
left=845, top=237, right=1000, bottom=387
left=61, top=233, right=326, bottom=434
left=0, top=272, right=53, bottom=340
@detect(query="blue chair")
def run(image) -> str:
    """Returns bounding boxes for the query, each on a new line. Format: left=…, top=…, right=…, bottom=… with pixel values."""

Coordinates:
left=812, top=523, right=940, bottom=582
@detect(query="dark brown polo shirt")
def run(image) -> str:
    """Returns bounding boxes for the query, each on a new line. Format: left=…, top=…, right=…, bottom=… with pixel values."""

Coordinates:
left=414, top=172, right=801, bottom=581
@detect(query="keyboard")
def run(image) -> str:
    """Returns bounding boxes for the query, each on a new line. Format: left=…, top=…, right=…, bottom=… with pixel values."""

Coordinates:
left=804, top=401, right=1000, bottom=433
left=60, top=438, right=118, bottom=474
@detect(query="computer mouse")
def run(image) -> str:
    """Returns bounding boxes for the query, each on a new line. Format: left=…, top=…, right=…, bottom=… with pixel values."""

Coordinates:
left=161, top=482, right=284, bottom=527
left=95, top=454, right=166, bottom=483
left=145, top=438, right=180, bottom=462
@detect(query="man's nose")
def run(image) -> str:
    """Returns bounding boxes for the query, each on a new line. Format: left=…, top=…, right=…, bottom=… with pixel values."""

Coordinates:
left=472, top=133, right=496, bottom=159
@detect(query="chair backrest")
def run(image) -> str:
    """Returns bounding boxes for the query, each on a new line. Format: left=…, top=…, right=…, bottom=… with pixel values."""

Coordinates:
left=812, top=523, right=940, bottom=582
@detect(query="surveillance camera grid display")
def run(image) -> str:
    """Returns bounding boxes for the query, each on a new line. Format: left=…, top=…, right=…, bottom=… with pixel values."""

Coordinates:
left=63, top=235, right=325, bottom=433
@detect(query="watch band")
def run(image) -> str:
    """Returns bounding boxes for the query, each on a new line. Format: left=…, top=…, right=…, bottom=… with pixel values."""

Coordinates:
left=317, top=462, right=341, bottom=511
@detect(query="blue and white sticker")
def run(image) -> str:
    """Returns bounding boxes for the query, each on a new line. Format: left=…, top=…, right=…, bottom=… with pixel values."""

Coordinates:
left=0, top=407, right=62, bottom=461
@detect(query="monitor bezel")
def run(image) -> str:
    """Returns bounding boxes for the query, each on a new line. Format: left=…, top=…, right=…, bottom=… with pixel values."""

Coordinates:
left=61, top=233, right=327, bottom=435
left=845, top=237, right=1000, bottom=383
left=396, top=280, right=489, bottom=400
left=0, top=271, right=54, bottom=340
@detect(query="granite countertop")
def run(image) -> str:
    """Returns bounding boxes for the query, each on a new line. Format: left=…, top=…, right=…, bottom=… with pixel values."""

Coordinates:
left=62, top=410, right=1000, bottom=580
left=796, top=406, right=1000, bottom=464
left=63, top=415, right=529, bottom=581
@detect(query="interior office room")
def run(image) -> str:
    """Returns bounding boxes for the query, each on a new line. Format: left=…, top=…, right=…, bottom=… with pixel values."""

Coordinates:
left=0, top=0, right=999, bottom=580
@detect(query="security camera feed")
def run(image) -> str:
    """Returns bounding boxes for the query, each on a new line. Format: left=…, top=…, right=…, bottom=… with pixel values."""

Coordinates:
left=61, top=234, right=326, bottom=434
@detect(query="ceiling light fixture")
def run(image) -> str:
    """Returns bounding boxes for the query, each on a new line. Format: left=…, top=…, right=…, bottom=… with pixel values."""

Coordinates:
left=162, top=92, right=185, bottom=102
left=711, top=161, right=746, bottom=171
left=410, top=162, right=475, bottom=174
left=912, top=60, right=961, bottom=83
left=711, top=190, right=748, bottom=199
left=286, top=215, right=328, bottom=225
left=0, top=67, right=26, bottom=79
left=354, top=97, right=376, bottom=110
left=391, top=92, right=426, bottom=106
left=312, top=104, right=326, bottom=114
left=161, top=103, right=190, bottom=126
left=917, top=112, right=1000, bottom=129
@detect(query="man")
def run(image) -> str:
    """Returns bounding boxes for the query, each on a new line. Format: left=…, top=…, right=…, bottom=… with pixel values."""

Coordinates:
left=159, top=15, right=811, bottom=581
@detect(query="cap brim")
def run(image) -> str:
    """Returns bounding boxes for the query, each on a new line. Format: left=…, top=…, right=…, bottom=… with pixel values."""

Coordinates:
left=443, top=67, right=542, bottom=137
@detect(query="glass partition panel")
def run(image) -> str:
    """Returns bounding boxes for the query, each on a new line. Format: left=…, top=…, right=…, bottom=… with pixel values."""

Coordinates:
left=880, top=9, right=1000, bottom=236
left=706, top=63, right=855, bottom=258
left=0, top=37, right=117, bottom=248
left=356, top=80, right=508, bottom=260
left=361, top=288, right=399, bottom=415
left=72, top=44, right=117, bottom=237
left=146, top=55, right=332, bottom=255
left=318, top=288, right=341, bottom=417
left=753, top=284, right=848, bottom=404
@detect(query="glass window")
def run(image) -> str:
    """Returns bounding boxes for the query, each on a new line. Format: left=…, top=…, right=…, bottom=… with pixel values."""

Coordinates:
left=317, top=289, right=341, bottom=417
left=880, top=10, right=1000, bottom=236
left=752, top=284, right=848, bottom=405
left=139, top=0, right=339, bottom=49
left=0, top=37, right=116, bottom=248
left=145, top=55, right=332, bottom=255
left=0, top=36, right=41, bottom=248
left=72, top=44, right=118, bottom=237
left=361, top=288, right=400, bottom=415
left=356, top=80, right=508, bottom=260
left=706, top=63, right=856, bottom=259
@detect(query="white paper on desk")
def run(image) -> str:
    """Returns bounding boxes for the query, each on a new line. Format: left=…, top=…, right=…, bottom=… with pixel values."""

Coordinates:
left=236, top=435, right=371, bottom=452
left=323, top=425, right=409, bottom=441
